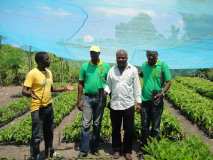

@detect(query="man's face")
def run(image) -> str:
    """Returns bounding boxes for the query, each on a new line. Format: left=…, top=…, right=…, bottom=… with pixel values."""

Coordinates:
left=90, top=51, right=100, bottom=63
left=147, top=52, right=158, bottom=66
left=41, top=54, right=50, bottom=68
left=116, top=52, right=128, bottom=69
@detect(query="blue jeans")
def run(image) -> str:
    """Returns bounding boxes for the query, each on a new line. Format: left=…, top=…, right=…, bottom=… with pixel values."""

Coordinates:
left=79, top=95, right=105, bottom=153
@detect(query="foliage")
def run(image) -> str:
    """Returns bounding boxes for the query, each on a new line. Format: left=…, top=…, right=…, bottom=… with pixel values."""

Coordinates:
left=62, top=106, right=183, bottom=142
left=144, top=136, right=213, bottom=160
left=0, top=44, right=81, bottom=86
left=0, top=91, right=77, bottom=144
left=176, top=76, right=213, bottom=99
left=0, top=97, right=29, bottom=127
left=167, top=80, right=213, bottom=137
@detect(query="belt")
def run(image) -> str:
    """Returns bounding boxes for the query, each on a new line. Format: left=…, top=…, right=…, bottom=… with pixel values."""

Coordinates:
left=84, top=93, right=99, bottom=97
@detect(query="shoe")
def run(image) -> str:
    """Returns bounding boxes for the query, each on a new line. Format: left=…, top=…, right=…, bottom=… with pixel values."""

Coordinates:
left=91, top=150, right=100, bottom=156
left=124, top=153, right=132, bottom=160
left=138, top=153, right=144, bottom=160
left=78, top=152, right=88, bottom=158
left=45, top=147, right=54, bottom=158
left=112, top=152, right=120, bottom=159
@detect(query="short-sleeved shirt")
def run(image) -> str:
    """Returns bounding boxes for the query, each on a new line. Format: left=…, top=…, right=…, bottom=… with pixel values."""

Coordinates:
left=79, top=61, right=110, bottom=94
left=24, top=68, right=53, bottom=112
left=140, top=61, right=171, bottom=101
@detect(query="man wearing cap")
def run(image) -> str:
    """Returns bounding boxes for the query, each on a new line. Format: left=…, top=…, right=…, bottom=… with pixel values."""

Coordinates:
left=77, top=45, right=110, bottom=158
left=139, top=50, right=171, bottom=159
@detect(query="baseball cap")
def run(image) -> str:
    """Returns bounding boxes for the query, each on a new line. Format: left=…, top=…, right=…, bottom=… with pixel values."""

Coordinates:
left=90, top=45, right=100, bottom=53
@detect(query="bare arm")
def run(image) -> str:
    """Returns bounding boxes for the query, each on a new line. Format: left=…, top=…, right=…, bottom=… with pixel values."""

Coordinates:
left=22, top=86, right=40, bottom=100
left=161, top=80, right=171, bottom=96
left=77, top=80, right=84, bottom=111
left=51, top=83, right=73, bottom=92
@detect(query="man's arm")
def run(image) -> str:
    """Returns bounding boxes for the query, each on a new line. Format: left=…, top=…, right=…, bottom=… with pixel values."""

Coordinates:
left=133, top=68, right=142, bottom=112
left=51, top=83, right=73, bottom=92
left=77, top=80, right=84, bottom=111
left=22, top=86, right=40, bottom=100
left=161, top=80, right=171, bottom=96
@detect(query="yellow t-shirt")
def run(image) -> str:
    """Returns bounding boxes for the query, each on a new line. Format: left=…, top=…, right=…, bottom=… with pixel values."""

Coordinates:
left=24, top=68, right=53, bottom=112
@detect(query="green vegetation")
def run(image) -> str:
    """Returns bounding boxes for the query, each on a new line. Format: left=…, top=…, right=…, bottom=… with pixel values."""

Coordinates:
left=0, top=97, right=29, bottom=127
left=0, top=91, right=77, bottom=144
left=167, top=80, right=213, bottom=137
left=144, top=136, right=213, bottom=160
left=0, top=44, right=80, bottom=86
left=62, top=107, right=183, bottom=142
left=175, top=76, right=213, bottom=99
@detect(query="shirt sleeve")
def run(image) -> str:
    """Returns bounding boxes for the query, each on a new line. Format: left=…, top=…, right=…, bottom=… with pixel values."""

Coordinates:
left=105, top=68, right=112, bottom=94
left=162, top=63, right=172, bottom=81
left=79, top=65, right=85, bottom=81
left=133, top=67, right=142, bottom=103
left=24, top=71, right=33, bottom=88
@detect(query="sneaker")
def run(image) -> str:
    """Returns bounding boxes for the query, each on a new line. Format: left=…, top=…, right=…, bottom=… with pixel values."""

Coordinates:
left=112, top=152, right=120, bottom=159
left=78, top=152, right=88, bottom=158
left=124, top=153, right=132, bottom=160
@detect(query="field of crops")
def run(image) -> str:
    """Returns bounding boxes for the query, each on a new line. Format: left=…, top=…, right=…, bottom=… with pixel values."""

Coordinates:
left=0, top=76, right=213, bottom=160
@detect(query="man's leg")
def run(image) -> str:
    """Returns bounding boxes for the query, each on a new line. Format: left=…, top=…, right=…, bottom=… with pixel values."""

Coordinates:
left=150, top=99, right=164, bottom=140
left=79, top=96, right=93, bottom=155
left=140, top=101, right=152, bottom=147
left=91, top=96, right=105, bottom=153
left=123, top=106, right=134, bottom=155
left=110, top=108, right=122, bottom=154
left=30, top=110, right=42, bottom=160
left=41, top=105, right=54, bottom=158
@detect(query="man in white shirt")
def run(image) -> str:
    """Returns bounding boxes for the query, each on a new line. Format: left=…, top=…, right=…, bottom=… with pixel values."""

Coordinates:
left=106, top=49, right=141, bottom=160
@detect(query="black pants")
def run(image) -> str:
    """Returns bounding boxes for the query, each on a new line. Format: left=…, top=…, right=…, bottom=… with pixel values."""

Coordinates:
left=30, top=104, right=54, bottom=158
left=110, top=106, right=134, bottom=154
left=140, top=100, right=163, bottom=147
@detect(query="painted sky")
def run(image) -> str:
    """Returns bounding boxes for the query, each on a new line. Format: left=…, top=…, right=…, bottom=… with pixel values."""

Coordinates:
left=0, top=0, right=213, bottom=68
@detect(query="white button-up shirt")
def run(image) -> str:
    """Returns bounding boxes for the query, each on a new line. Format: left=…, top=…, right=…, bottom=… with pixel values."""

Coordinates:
left=106, top=64, right=142, bottom=110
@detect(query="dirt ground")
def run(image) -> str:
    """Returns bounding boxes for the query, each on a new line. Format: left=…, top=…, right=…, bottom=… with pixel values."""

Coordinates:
left=0, top=86, right=22, bottom=107
left=0, top=86, right=212, bottom=159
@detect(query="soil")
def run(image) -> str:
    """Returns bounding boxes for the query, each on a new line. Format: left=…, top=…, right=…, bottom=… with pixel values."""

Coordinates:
left=0, top=87, right=212, bottom=159
left=0, top=86, right=22, bottom=107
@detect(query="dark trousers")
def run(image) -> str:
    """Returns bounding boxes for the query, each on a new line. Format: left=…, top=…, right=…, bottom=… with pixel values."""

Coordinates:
left=110, top=106, right=134, bottom=154
left=140, top=100, right=163, bottom=147
left=30, top=104, right=54, bottom=158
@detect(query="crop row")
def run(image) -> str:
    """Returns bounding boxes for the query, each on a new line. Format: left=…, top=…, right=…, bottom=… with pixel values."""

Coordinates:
left=0, top=91, right=77, bottom=144
left=175, top=76, right=213, bottom=99
left=167, top=80, right=213, bottom=137
left=144, top=136, right=213, bottom=160
left=0, top=97, right=29, bottom=127
left=62, top=106, right=183, bottom=142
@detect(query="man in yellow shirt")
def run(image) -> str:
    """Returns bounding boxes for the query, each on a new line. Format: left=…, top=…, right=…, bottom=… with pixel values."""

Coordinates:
left=22, top=51, right=72, bottom=160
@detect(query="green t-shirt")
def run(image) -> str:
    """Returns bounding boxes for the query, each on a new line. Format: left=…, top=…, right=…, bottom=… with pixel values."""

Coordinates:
left=79, top=61, right=110, bottom=94
left=140, top=61, right=171, bottom=101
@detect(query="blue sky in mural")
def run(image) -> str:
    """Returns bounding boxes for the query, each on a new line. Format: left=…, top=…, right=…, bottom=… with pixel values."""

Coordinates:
left=0, top=0, right=213, bottom=69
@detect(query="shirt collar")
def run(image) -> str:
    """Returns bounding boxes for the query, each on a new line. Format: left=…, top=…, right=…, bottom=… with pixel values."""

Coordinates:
left=89, top=60, right=103, bottom=66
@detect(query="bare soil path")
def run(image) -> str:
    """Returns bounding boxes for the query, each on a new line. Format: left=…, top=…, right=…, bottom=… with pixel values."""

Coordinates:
left=0, top=86, right=22, bottom=107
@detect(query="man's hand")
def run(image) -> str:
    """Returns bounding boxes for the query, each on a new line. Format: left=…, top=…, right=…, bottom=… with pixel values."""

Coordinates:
left=65, top=83, right=74, bottom=91
left=135, top=103, right=141, bottom=112
left=154, top=92, right=164, bottom=101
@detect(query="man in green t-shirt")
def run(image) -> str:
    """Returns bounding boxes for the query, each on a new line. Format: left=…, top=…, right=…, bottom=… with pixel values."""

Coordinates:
left=77, top=45, right=110, bottom=158
left=139, top=50, right=171, bottom=158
